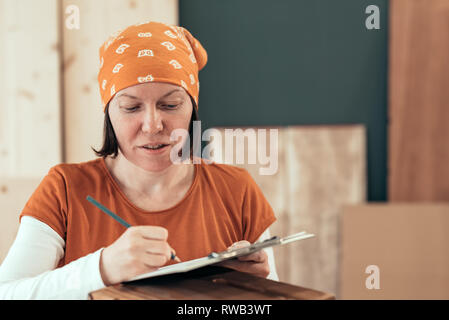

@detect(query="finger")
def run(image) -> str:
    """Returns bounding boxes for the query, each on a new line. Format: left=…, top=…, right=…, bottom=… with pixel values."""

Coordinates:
left=227, top=241, right=266, bottom=262
left=127, top=263, right=159, bottom=280
left=134, top=225, right=169, bottom=240
left=138, top=237, right=180, bottom=262
left=237, top=250, right=267, bottom=263
left=171, top=252, right=182, bottom=262
left=227, top=240, right=251, bottom=251
left=170, top=247, right=182, bottom=262
left=142, top=252, right=170, bottom=268
left=140, top=239, right=171, bottom=258
left=124, top=250, right=168, bottom=277
left=142, top=238, right=179, bottom=263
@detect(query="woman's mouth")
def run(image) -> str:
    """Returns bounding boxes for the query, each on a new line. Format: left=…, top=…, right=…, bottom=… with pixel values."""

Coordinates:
left=140, top=144, right=170, bottom=154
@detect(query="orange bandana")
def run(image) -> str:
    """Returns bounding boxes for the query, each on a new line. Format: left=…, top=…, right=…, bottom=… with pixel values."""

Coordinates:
left=97, top=21, right=208, bottom=112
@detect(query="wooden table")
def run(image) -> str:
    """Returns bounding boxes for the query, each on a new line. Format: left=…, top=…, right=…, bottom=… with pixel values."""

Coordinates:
left=90, top=266, right=334, bottom=300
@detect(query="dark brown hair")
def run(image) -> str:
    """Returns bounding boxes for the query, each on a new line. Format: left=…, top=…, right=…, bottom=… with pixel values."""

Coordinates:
left=92, top=96, right=199, bottom=159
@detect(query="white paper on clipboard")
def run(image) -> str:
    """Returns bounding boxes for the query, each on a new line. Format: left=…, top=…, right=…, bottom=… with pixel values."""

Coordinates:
left=127, top=231, right=315, bottom=282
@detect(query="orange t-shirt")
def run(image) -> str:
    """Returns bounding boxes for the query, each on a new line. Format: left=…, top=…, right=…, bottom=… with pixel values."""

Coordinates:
left=19, top=158, right=276, bottom=266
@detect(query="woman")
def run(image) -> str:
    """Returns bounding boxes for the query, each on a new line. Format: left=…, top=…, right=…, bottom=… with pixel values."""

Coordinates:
left=0, top=21, right=277, bottom=299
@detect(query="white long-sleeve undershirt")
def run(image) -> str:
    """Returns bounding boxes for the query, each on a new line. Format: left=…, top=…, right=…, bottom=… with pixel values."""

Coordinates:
left=0, top=216, right=105, bottom=299
left=0, top=216, right=278, bottom=299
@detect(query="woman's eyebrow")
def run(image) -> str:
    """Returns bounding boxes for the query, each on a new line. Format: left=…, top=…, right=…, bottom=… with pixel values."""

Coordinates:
left=160, top=89, right=184, bottom=98
left=117, top=93, right=139, bottom=100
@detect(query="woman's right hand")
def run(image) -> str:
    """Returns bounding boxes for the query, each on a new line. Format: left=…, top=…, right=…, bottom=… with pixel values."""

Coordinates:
left=99, top=226, right=174, bottom=286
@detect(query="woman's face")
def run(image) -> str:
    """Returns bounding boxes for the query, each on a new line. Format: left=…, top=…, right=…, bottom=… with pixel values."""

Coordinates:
left=108, top=82, right=193, bottom=172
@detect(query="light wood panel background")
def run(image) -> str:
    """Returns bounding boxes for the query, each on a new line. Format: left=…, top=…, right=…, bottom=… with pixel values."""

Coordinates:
left=209, top=125, right=366, bottom=296
left=62, top=0, right=178, bottom=163
left=285, top=126, right=366, bottom=296
left=0, top=0, right=61, bottom=178
left=0, top=179, right=41, bottom=263
left=389, top=0, right=449, bottom=201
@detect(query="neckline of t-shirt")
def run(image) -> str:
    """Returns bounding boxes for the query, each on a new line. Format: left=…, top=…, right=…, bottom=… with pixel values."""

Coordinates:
left=99, top=157, right=201, bottom=215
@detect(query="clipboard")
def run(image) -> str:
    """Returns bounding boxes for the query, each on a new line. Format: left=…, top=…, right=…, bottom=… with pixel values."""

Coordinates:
left=127, top=231, right=315, bottom=282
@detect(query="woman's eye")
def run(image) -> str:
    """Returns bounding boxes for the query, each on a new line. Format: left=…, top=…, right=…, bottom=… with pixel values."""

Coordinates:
left=162, top=104, right=178, bottom=109
left=124, top=106, right=140, bottom=112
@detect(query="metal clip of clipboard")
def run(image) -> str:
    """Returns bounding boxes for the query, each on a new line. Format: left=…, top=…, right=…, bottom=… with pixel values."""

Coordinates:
left=207, top=231, right=315, bottom=260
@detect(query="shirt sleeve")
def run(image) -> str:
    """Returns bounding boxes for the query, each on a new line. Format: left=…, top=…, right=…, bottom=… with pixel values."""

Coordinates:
left=19, top=166, right=68, bottom=239
left=241, top=170, right=277, bottom=244
left=0, top=216, right=105, bottom=299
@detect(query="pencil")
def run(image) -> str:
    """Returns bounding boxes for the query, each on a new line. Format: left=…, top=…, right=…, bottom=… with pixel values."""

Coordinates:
left=87, top=195, right=131, bottom=228
left=86, top=195, right=181, bottom=262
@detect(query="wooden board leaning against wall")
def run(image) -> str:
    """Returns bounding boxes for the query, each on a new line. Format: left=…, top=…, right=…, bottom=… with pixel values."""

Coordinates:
left=341, top=204, right=449, bottom=299
left=208, top=125, right=366, bottom=297
left=389, top=0, right=449, bottom=201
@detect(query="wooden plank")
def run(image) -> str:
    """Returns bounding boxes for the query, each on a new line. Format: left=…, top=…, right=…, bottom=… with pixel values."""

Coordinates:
left=341, top=204, right=449, bottom=299
left=61, top=0, right=178, bottom=163
left=208, top=125, right=366, bottom=297
left=285, top=125, right=366, bottom=297
left=206, top=126, right=290, bottom=282
left=0, top=178, right=41, bottom=263
left=389, top=0, right=449, bottom=201
left=0, top=0, right=61, bottom=177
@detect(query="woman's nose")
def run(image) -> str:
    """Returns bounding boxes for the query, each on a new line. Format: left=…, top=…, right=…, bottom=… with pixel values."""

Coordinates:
left=141, top=107, right=163, bottom=134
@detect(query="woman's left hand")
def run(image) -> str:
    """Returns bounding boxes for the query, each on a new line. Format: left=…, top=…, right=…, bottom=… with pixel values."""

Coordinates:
left=217, top=240, right=270, bottom=278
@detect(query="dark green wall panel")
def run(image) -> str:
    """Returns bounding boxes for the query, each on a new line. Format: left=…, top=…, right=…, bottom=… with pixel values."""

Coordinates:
left=180, top=0, right=388, bottom=201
